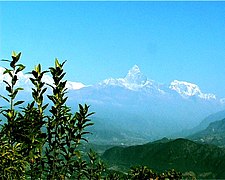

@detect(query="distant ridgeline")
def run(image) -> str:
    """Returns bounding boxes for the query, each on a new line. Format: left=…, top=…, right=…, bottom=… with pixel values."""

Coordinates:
left=189, top=118, right=225, bottom=148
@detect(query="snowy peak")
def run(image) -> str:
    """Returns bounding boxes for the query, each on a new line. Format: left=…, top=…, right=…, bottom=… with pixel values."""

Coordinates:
left=169, top=80, right=216, bottom=100
left=124, top=65, right=147, bottom=85
left=128, top=64, right=141, bottom=74
left=170, top=80, right=201, bottom=96
left=66, top=81, right=85, bottom=90
left=100, top=66, right=218, bottom=100
left=100, top=65, right=159, bottom=91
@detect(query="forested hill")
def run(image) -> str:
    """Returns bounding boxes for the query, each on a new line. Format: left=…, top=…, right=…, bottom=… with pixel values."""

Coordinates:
left=188, top=118, right=225, bottom=147
left=102, top=138, right=225, bottom=179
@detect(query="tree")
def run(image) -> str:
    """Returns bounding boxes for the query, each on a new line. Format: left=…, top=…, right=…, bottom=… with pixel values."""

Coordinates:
left=0, top=52, right=28, bottom=179
left=0, top=52, right=96, bottom=179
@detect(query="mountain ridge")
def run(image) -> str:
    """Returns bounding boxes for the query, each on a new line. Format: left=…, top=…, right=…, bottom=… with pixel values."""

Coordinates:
left=102, top=138, right=225, bottom=179
left=0, top=65, right=222, bottom=101
left=98, top=65, right=220, bottom=101
left=188, top=118, right=225, bottom=147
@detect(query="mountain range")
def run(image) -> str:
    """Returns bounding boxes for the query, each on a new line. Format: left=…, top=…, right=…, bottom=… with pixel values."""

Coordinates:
left=99, top=65, right=217, bottom=100
left=0, top=65, right=222, bottom=101
left=0, top=65, right=225, bottom=144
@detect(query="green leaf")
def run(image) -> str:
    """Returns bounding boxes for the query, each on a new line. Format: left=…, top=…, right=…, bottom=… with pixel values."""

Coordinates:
left=13, top=52, right=21, bottom=62
left=3, top=69, right=13, bottom=77
left=12, top=51, right=17, bottom=57
left=3, top=80, right=10, bottom=87
left=7, top=110, right=13, bottom=118
left=0, top=95, right=9, bottom=102
left=6, top=86, right=12, bottom=93
left=42, top=103, right=48, bottom=110
left=31, top=70, right=38, bottom=78
left=11, top=75, right=18, bottom=86
left=11, top=52, right=21, bottom=67
left=10, top=60, right=16, bottom=68
left=10, top=89, right=19, bottom=99
left=15, top=87, right=24, bottom=91
left=61, top=60, right=67, bottom=67
left=86, top=112, right=95, bottom=117
left=1, top=59, right=11, bottom=62
left=35, top=64, right=41, bottom=73
left=14, top=101, right=24, bottom=106
left=83, top=122, right=94, bottom=128
left=41, top=87, right=47, bottom=95
left=74, top=150, right=81, bottom=159
left=47, top=95, right=56, bottom=104
left=55, top=58, right=60, bottom=68
left=16, top=52, right=22, bottom=60
left=15, top=64, right=25, bottom=74
left=79, top=104, right=83, bottom=112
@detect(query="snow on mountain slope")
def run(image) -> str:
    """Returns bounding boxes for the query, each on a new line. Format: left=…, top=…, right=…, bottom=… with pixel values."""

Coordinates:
left=100, top=65, right=164, bottom=93
left=0, top=65, right=219, bottom=100
left=124, top=64, right=147, bottom=85
left=169, top=80, right=216, bottom=100
left=99, top=65, right=217, bottom=101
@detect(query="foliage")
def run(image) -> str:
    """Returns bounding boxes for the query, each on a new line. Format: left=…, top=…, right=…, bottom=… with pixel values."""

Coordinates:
left=158, top=169, right=183, bottom=179
left=0, top=51, right=183, bottom=179
left=127, top=166, right=182, bottom=180
left=128, top=165, right=157, bottom=179
left=45, top=59, right=94, bottom=179
left=0, top=52, right=28, bottom=179
left=83, top=149, right=106, bottom=179
left=0, top=139, right=27, bottom=179
left=0, top=52, right=95, bottom=179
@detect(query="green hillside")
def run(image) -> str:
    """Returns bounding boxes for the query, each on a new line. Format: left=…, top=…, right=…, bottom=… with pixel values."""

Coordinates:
left=189, top=118, right=225, bottom=147
left=102, top=138, right=225, bottom=179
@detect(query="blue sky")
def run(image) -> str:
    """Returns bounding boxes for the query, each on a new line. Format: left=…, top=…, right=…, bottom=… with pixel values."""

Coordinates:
left=1, top=2, right=225, bottom=97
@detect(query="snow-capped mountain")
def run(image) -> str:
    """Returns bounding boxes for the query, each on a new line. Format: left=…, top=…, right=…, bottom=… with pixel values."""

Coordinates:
left=0, top=65, right=219, bottom=101
left=169, top=80, right=216, bottom=100
left=100, top=65, right=152, bottom=90
left=99, top=65, right=218, bottom=101
left=99, top=65, right=164, bottom=96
